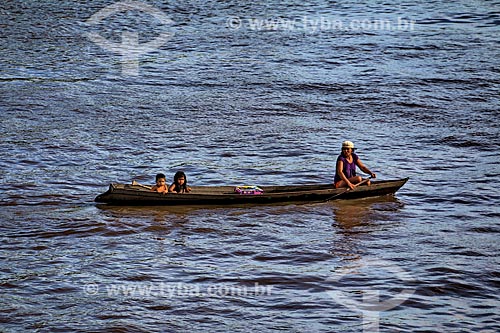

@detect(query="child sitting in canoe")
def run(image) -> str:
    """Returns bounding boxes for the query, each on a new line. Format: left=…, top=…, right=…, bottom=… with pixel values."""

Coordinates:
left=169, top=171, right=192, bottom=193
left=151, top=173, right=168, bottom=193
left=334, top=141, right=376, bottom=190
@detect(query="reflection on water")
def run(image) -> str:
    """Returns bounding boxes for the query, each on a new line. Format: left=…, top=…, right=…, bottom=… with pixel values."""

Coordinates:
left=95, top=204, right=200, bottom=219
left=328, top=195, right=405, bottom=265
left=332, top=195, right=404, bottom=231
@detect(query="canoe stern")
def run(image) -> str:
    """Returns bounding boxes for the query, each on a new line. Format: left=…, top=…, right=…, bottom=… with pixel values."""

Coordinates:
left=94, top=184, right=115, bottom=203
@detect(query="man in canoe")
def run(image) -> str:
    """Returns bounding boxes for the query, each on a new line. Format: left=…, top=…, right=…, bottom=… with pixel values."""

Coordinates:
left=334, top=141, right=376, bottom=190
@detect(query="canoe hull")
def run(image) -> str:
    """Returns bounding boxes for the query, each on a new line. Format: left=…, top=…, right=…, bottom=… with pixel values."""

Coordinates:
left=95, top=178, right=409, bottom=206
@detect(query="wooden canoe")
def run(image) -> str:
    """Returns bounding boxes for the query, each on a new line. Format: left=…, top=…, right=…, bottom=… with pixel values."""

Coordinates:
left=95, top=178, right=409, bottom=206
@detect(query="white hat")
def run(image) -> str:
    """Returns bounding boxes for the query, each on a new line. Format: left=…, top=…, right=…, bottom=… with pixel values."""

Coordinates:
left=342, top=141, right=355, bottom=149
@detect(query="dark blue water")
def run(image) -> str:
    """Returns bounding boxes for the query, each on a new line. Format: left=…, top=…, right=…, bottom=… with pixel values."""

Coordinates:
left=1, top=1, right=499, bottom=332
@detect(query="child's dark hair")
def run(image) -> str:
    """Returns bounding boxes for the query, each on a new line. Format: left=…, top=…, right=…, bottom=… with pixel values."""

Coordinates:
left=155, top=173, right=166, bottom=182
left=172, top=171, right=188, bottom=193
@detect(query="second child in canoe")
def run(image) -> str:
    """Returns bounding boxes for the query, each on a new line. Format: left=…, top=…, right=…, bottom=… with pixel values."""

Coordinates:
left=169, top=171, right=192, bottom=193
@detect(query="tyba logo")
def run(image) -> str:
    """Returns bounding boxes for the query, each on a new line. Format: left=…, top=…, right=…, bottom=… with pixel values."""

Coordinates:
left=85, top=1, right=174, bottom=76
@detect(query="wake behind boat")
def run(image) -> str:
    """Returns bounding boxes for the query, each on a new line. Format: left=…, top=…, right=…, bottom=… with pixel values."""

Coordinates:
left=95, top=178, right=409, bottom=206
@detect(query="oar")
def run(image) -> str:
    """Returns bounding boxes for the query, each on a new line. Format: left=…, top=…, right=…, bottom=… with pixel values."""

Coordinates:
left=131, top=180, right=152, bottom=190
left=324, top=176, right=372, bottom=202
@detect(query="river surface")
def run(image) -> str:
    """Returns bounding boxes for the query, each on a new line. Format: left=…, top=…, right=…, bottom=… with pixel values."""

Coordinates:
left=1, top=1, right=499, bottom=332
